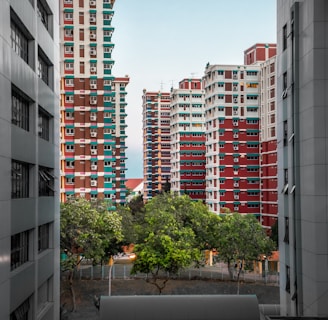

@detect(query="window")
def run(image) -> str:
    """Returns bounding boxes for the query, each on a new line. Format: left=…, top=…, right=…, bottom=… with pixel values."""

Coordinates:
left=37, top=0, right=52, bottom=32
left=285, top=265, right=290, bottom=293
left=65, top=112, right=74, bottom=120
left=65, top=144, right=74, bottom=152
left=38, top=107, right=51, bottom=141
left=65, top=12, right=73, bottom=20
left=283, top=24, right=287, bottom=51
left=282, top=72, right=288, bottom=99
left=12, top=88, right=30, bottom=131
left=65, top=62, right=74, bottom=70
left=65, top=79, right=74, bottom=87
left=10, top=296, right=31, bottom=320
left=65, top=45, right=74, bottom=54
left=38, top=278, right=53, bottom=314
left=284, top=217, right=289, bottom=244
left=66, top=177, right=75, bottom=184
left=38, top=223, right=50, bottom=252
left=11, top=230, right=29, bottom=270
left=103, top=14, right=112, bottom=21
left=66, top=160, right=74, bottom=168
left=10, top=16, right=29, bottom=64
left=39, top=166, right=55, bottom=196
left=38, top=51, right=50, bottom=85
left=11, top=160, right=29, bottom=199
left=64, top=28, right=73, bottom=37
left=65, top=95, right=74, bottom=103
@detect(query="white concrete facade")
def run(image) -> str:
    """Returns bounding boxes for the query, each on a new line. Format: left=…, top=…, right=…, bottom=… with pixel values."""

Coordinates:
left=277, top=0, right=328, bottom=316
left=0, top=0, right=60, bottom=319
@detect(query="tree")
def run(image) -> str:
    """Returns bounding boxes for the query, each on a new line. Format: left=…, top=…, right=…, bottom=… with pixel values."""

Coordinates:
left=215, top=213, right=275, bottom=293
left=60, top=198, right=123, bottom=311
left=131, top=193, right=215, bottom=293
left=270, top=219, right=279, bottom=250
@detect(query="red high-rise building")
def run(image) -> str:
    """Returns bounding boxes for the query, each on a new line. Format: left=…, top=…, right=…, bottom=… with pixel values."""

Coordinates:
left=170, top=79, right=206, bottom=201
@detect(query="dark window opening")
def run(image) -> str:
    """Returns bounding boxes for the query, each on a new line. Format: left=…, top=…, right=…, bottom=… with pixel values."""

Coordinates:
left=11, top=231, right=29, bottom=270
left=11, top=160, right=29, bottom=199
left=11, top=87, right=30, bottom=131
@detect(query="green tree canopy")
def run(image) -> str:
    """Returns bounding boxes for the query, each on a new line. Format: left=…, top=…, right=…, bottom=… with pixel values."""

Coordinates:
left=60, top=198, right=123, bottom=311
left=131, top=193, right=219, bottom=293
left=215, top=213, right=275, bottom=286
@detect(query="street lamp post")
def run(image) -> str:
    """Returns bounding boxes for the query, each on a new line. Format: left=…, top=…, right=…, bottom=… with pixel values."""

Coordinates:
left=108, top=256, right=114, bottom=296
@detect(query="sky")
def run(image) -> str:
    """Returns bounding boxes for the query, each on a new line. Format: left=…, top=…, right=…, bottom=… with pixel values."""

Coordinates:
left=111, top=0, right=277, bottom=178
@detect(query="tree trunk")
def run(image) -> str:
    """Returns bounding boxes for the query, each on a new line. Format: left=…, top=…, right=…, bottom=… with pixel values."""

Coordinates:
left=227, top=260, right=234, bottom=280
left=236, top=262, right=243, bottom=295
left=68, top=270, right=76, bottom=312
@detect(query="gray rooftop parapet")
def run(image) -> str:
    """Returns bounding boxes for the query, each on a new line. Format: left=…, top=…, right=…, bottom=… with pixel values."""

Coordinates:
left=100, top=295, right=260, bottom=320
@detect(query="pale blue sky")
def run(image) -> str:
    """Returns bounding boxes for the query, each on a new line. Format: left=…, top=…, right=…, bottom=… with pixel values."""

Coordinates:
left=111, top=0, right=277, bottom=178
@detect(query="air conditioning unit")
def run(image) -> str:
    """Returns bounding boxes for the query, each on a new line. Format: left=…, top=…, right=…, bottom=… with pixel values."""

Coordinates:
left=90, top=0, right=96, bottom=5
left=91, top=165, right=97, bottom=170
left=91, top=150, right=97, bottom=155
left=90, top=67, right=97, bottom=72
left=233, top=98, right=238, bottom=103
left=90, top=84, right=97, bottom=89
left=234, top=206, right=239, bottom=211
left=233, top=183, right=239, bottom=187
left=233, top=122, right=238, bottom=126
left=90, top=132, right=97, bottom=137
left=90, top=115, right=97, bottom=121
left=91, top=180, right=97, bottom=186
left=233, top=87, right=238, bottom=91
left=233, top=134, right=238, bottom=138
left=233, top=111, right=238, bottom=116
left=90, top=34, right=96, bottom=39
left=233, top=158, right=239, bottom=163
left=90, top=50, right=96, bottom=55
left=90, top=100, right=97, bottom=105
left=233, top=146, right=239, bottom=151
left=90, top=17, right=96, bottom=23
left=234, top=195, right=239, bottom=200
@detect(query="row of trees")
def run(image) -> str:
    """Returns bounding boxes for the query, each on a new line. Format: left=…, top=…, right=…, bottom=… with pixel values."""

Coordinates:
left=60, top=193, right=275, bottom=305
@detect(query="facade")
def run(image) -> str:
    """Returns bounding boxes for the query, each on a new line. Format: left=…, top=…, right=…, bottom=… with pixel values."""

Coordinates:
left=259, top=55, right=278, bottom=229
left=277, top=0, right=328, bottom=317
left=60, top=0, right=129, bottom=206
left=244, top=43, right=277, bottom=65
left=142, top=90, right=171, bottom=200
left=203, top=64, right=261, bottom=215
left=170, top=79, right=206, bottom=201
left=0, top=0, right=60, bottom=319
left=244, top=43, right=278, bottom=229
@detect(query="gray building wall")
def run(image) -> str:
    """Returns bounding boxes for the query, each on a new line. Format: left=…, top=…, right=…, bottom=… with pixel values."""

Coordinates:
left=0, top=0, right=60, bottom=319
left=277, top=0, right=328, bottom=317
